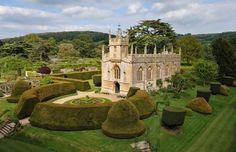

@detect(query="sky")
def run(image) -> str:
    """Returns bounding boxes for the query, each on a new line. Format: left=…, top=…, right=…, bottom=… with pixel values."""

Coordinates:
left=0, top=0, right=236, bottom=39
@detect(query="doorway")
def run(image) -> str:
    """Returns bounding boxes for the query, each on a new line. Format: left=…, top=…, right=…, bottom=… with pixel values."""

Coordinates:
left=114, top=82, right=120, bottom=93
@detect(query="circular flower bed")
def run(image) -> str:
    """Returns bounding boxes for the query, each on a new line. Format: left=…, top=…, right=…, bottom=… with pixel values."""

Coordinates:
left=66, top=96, right=111, bottom=105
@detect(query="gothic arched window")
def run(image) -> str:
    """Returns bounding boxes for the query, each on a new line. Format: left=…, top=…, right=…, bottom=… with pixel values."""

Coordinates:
left=164, top=65, right=169, bottom=76
left=114, top=65, right=120, bottom=79
left=147, top=66, right=152, bottom=80
left=156, top=66, right=161, bottom=79
left=137, top=67, right=143, bottom=81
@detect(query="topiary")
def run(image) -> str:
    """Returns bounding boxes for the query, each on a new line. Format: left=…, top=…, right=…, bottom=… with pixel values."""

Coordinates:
left=38, top=66, right=51, bottom=74
left=126, top=87, right=140, bottom=98
left=186, top=97, right=212, bottom=114
left=210, top=82, right=221, bottom=95
left=0, top=90, right=4, bottom=97
left=161, top=106, right=186, bottom=127
left=128, top=90, right=155, bottom=119
left=233, top=81, right=236, bottom=87
left=7, top=80, right=31, bottom=103
left=92, top=74, right=101, bottom=86
left=220, top=85, right=229, bottom=96
left=196, top=89, right=211, bottom=102
left=221, top=76, right=234, bottom=86
left=185, top=108, right=193, bottom=117
left=101, top=100, right=145, bottom=139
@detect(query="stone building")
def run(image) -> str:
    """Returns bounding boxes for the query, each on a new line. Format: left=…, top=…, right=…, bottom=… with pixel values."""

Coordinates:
left=101, top=29, right=181, bottom=96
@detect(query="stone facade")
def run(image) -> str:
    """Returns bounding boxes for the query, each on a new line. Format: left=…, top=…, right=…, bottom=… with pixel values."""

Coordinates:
left=101, top=29, right=181, bottom=96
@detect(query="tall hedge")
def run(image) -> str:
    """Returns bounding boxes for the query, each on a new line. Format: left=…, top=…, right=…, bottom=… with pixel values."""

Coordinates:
left=30, top=102, right=113, bottom=130
left=7, top=80, right=31, bottom=103
left=51, top=76, right=90, bottom=91
left=102, top=100, right=145, bottom=139
left=162, top=106, right=186, bottom=127
left=52, top=70, right=101, bottom=80
left=15, top=82, right=76, bottom=119
left=128, top=90, right=155, bottom=119
left=92, top=74, right=101, bottom=86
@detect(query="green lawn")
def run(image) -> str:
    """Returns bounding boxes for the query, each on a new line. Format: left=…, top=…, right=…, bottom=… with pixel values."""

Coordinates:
left=0, top=87, right=236, bottom=152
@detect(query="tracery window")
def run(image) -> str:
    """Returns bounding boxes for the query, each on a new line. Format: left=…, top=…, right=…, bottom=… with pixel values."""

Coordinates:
left=147, top=66, right=152, bottom=80
left=114, top=65, right=120, bottom=79
left=137, top=67, right=143, bottom=81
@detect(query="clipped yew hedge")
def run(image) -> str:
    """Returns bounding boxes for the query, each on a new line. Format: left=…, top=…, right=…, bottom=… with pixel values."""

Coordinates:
left=102, top=100, right=145, bottom=139
left=30, top=102, right=113, bottom=130
left=92, top=74, right=101, bottom=86
left=15, top=82, right=76, bottom=119
left=210, top=82, right=221, bottom=95
left=126, top=87, right=140, bottom=98
left=128, top=90, right=155, bottom=119
left=52, top=70, right=101, bottom=80
left=221, top=76, right=234, bottom=86
left=196, top=89, right=211, bottom=102
left=51, top=76, right=90, bottom=91
left=7, top=80, right=31, bottom=103
left=161, top=106, right=186, bottom=127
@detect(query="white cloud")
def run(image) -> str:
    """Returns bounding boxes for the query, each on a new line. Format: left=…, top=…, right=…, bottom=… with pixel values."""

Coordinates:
left=128, top=2, right=147, bottom=14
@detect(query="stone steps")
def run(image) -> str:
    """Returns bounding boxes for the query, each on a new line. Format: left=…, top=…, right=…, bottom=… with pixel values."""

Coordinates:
left=0, top=121, right=16, bottom=139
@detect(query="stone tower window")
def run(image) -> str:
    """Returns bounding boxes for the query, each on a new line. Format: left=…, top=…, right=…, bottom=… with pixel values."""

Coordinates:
left=114, top=65, right=120, bottom=79
left=156, top=66, right=161, bottom=79
left=147, top=66, right=152, bottom=80
left=137, top=67, right=143, bottom=81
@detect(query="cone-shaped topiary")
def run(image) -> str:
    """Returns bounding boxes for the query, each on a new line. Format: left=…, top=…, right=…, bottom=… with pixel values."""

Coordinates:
left=128, top=90, right=155, bottom=119
left=210, top=82, right=221, bottom=95
left=126, top=87, right=140, bottom=98
left=7, top=80, right=31, bottom=103
left=186, top=97, right=212, bottom=114
left=102, top=100, right=145, bottom=139
left=220, top=85, right=229, bottom=96
left=161, top=106, right=186, bottom=127
left=196, top=89, right=211, bottom=102
left=221, top=76, right=234, bottom=86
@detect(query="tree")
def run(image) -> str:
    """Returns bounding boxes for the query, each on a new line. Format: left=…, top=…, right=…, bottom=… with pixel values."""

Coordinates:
left=177, top=35, right=203, bottom=64
left=72, top=37, right=96, bottom=58
left=128, top=19, right=176, bottom=52
left=193, top=59, right=218, bottom=85
left=211, top=38, right=236, bottom=78
left=57, top=43, right=79, bottom=58
left=200, top=44, right=214, bottom=60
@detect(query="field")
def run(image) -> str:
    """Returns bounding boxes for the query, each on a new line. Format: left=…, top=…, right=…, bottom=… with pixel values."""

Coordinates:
left=0, top=86, right=236, bottom=152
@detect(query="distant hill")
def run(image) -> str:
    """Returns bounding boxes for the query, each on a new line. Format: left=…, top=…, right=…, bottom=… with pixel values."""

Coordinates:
left=2, top=31, right=109, bottom=43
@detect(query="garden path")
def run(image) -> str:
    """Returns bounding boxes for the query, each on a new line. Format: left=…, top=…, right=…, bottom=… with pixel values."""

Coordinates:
left=53, top=91, right=122, bottom=104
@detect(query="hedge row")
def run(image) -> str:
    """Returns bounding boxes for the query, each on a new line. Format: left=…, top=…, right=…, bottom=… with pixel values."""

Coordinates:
left=15, top=82, right=76, bottom=119
left=162, top=106, right=186, bottom=127
left=128, top=90, right=155, bottom=119
left=7, top=80, right=31, bottom=103
left=92, top=74, right=101, bottom=86
left=51, top=76, right=90, bottom=91
left=52, top=70, right=101, bottom=80
left=30, top=102, right=113, bottom=131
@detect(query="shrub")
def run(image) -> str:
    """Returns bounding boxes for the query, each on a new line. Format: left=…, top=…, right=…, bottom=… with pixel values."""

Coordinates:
left=30, top=102, right=113, bottom=130
left=220, top=85, right=229, bottom=96
left=92, top=74, right=101, bottom=86
left=40, top=75, right=53, bottom=85
left=51, top=76, right=90, bottom=91
left=210, top=82, right=221, bottom=95
left=126, top=87, right=140, bottom=98
left=7, top=80, right=31, bottom=103
left=161, top=106, right=186, bottom=127
left=185, top=108, right=193, bottom=117
left=38, top=66, right=51, bottom=74
left=102, top=100, right=145, bottom=139
left=128, top=90, right=155, bottom=119
left=186, top=97, right=212, bottom=114
left=196, top=89, right=211, bottom=102
left=221, top=76, right=234, bottom=86
left=15, top=82, right=76, bottom=119
left=0, top=91, right=4, bottom=97
left=52, top=71, right=101, bottom=80
left=233, top=81, right=236, bottom=87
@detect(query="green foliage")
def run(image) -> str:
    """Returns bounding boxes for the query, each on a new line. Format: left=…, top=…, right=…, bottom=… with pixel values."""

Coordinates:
left=51, top=77, right=91, bottom=91
left=210, top=82, right=221, bottom=95
left=186, top=97, right=212, bottom=114
left=102, top=100, right=145, bottom=139
left=126, top=87, right=140, bottom=98
left=57, top=43, right=79, bottom=58
left=128, top=90, right=155, bottom=119
left=0, top=90, right=4, bottom=97
left=7, top=80, right=31, bottom=103
left=128, top=19, right=176, bottom=51
left=52, top=70, right=101, bottom=80
left=15, top=82, right=76, bottom=119
left=161, top=106, right=186, bottom=127
left=196, top=89, right=211, bottom=102
left=92, top=74, right=101, bottom=86
left=193, top=59, right=218, bottom=85
left=40, top=76, right=53, bottom=85
left=177, top=35, right=203, bottom=64
left=221, top=76, right=234, bottom=86
left=211, top=38, right=236, bottom=78
left=30, top=102, right=113, bottom=130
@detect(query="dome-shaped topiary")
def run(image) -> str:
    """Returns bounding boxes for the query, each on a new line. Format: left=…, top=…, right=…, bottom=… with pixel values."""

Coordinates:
left=220, top=85, right=229, bottom=96
left=186, top=97, right=212, bottom=114
left=128, top=90, right=155, bottom=119
left=7, top=80, right=31, bottom=103
left=38, top=66, right=51, bottom=74
left=102, top=100, right=145, bottom=139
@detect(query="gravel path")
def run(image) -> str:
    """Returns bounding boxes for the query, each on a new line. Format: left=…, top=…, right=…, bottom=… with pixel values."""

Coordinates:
left=53, top=91, right=122, bottom=104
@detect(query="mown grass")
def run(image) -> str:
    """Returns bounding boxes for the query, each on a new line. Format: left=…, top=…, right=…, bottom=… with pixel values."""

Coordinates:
left=0, top=87, right=236, bottom=152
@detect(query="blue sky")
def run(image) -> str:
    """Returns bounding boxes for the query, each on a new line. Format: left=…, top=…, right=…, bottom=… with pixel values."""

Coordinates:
left=0, top=0, right=236, bottom=38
